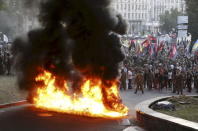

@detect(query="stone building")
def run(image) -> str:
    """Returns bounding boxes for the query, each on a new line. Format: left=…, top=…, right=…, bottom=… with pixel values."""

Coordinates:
left=148, top=0, right=186, bottom=33
left=111, top=0, right=150, bottom=34
left=111, top=0, right=186, bottom=34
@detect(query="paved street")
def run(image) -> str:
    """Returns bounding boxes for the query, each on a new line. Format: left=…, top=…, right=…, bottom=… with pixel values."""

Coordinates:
left=0, top=105, right=128, bottom=131
left=0, top=0, right=197, bottom=130
left=0, top=88, right=196, bottom=131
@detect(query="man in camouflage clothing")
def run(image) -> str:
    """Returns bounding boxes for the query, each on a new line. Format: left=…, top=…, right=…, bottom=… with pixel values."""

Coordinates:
left=174, top=69, right=184, bottom=95
left=120, top=67, right=127, bottom=90
left=134, top=70, right=144, bottom=94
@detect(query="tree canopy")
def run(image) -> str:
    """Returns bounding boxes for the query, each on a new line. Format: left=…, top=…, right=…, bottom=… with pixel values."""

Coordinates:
left=0, top=0, right=6, bottom=11
left=160, top=8, right=183, bottom=34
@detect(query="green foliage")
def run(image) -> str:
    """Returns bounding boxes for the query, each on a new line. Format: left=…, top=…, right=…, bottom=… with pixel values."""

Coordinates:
left=157, top=96, right=198, bottom=123
left=160, top=9, right=183, bottom=33
left=0, top=0, right=6, bottom=11
left=185, top=0, right=198, bottom=51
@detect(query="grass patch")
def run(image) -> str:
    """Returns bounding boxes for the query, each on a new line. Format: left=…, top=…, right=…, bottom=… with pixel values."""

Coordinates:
left=156, top=96, right=198, bottom=123
left=0, top=76, right=27, bottom=104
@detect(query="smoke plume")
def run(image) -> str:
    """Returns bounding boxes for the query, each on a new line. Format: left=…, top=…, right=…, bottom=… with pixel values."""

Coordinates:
left=12, top=0, right=127, bottom=93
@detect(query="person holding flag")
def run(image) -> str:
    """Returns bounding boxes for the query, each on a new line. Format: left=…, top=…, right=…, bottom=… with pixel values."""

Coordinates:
left=169, top=44, right=177, bottom=59
left=149, top=35, right=158, bottom=57
left=157, top=41, right=165, bottom=53
left=141, top=38, right=150, bottom=56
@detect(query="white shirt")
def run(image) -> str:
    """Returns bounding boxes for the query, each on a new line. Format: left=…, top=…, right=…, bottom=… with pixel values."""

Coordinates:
left=128, top=70, right=133, bottom=80
left=123, top=67, right=127, bottom=73
left=168, top=72, right=172, bottom=79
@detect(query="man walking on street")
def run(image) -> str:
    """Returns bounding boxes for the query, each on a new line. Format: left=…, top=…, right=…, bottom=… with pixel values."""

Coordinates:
left=168, top=69, right=173, bottom=89
left=128, top=68, right=133, bottom=89
left=186, top=70, right=192, bottom=93
left=135, top=70, right=144, bottom=94
left=120, top=66, right=127, bottom=90
left=175, top=69, right=184, bottom=95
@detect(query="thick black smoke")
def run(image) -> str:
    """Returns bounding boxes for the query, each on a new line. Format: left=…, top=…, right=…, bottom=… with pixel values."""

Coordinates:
left=12, top=0, right=127, bottom=91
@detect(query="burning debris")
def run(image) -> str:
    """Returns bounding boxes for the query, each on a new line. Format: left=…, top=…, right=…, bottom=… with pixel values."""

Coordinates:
left=12, top=0, right=128, bottom=118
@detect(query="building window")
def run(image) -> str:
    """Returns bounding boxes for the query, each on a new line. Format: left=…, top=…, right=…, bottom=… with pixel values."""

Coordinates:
left=124, top=4, right=126, bottom=10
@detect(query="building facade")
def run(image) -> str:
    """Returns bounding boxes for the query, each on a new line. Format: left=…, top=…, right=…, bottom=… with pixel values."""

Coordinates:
left=111, top=0, right=186, bottom=34
left=111, top=0, right=150, bottom=34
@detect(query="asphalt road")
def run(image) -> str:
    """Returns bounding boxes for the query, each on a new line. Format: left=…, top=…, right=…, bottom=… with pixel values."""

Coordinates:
left=0, top=105, right=130, bottom=131
left=2, top=87, right=195, bottom=131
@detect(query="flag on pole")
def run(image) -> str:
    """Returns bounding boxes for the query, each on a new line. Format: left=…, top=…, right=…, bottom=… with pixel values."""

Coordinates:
left=129, top=39, right=136, bottom=51
left=157, top=41, right=165, bottom=52
left=141, top=39, right=150, bottom=48
left=149, top=44, right=154, bottom=56
left=185, top=41, right=191, bottom=56
left=135, top=40, right=144, bottom=55
left=3, top=34, right=8, bottom=43
left=169, top=44, right=177, bottom=59
left=192, top=40, right=198, bottom=52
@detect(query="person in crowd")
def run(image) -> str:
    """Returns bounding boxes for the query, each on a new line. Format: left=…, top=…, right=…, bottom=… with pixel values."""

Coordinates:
left=134, top=69, right=144, bottom=94
left=5, top=52, right=12, bottom=75
left=174, top=69, right=184, bottom=95
left=163, top=68, right=168, bottom=90
left=186, top=70, right=192, bottom=93
left=193, top=68, right=198, bottom=93
left=172, top=66, right=177, bottom=93
left=154, top=68, right=159, bottom=89
left=143, top=68, right=149, bottom=88
left=120, top=66, right=127, bottom=90
left=147, top=69, right=153, bottom=90
left=128, top=68, right=133, bottom=89
left=158, top=67, right=164, bottom=91
left=168, top=69, right=173, bottom=89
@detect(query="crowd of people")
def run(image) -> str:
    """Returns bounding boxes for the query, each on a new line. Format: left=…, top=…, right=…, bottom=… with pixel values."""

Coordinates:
left=117, top=32, right=198, bottom=95
left=119, top=63, right=198, bottom=95
left=0, top=32, right=12, bottom=75
left=0, top=44, right=12, bottom=75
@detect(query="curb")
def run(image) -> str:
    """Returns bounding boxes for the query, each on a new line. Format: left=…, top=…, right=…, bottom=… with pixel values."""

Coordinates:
left=135, top=95, right=198, bottom=131
left=123, top=126, right=145, bottom=131
left=0, top=100, right=28, bottom=109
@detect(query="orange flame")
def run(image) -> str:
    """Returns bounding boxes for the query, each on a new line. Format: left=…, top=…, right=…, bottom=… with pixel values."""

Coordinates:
left=33, top=70, right=128, bottom=118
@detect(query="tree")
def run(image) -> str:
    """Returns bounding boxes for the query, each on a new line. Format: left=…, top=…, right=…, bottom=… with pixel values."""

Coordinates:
left=185, top=0, right=198, bottom=51
left=160, top=9, right=183, bottom=33
left=0, top=0, right=6, bottom=11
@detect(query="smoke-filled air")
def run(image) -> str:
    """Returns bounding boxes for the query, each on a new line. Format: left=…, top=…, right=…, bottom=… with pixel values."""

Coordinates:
left=11, top=0, right=128, bottom=118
